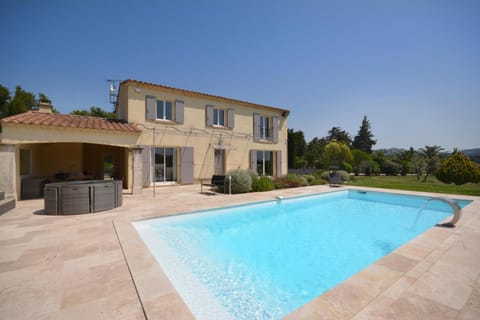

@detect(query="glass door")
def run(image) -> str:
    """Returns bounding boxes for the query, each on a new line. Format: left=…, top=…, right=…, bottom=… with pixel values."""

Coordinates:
left=153, top=148, right=177, bottom=182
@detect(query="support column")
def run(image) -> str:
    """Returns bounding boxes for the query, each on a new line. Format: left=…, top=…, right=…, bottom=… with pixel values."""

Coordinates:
left=0, top=144, right=17, bottom=199
left=131, top=147, right=143, bottom=195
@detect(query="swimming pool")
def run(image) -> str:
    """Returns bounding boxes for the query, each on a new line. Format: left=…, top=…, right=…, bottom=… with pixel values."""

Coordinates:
left=134, top=190, right=471, bottom=319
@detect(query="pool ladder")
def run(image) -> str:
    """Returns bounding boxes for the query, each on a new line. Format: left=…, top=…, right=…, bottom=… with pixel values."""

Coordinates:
left=423, top=197, right=462, bottom=227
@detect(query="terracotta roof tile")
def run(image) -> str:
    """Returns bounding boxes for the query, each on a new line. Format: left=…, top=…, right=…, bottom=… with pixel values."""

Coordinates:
left=1, top=111, right=141, bottom=133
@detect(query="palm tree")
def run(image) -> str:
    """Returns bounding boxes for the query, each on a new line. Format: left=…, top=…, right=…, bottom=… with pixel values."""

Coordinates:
left=419, top=145, right=445, bottom=181
left=395, top=148, right=415, bottom=176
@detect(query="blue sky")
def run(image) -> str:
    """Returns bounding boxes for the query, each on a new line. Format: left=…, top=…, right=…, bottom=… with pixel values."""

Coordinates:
left=1, top=0, right=479, bottom=150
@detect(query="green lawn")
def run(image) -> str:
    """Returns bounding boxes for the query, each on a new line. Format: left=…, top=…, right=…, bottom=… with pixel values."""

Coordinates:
left=347, top=175, right=480, bottom=196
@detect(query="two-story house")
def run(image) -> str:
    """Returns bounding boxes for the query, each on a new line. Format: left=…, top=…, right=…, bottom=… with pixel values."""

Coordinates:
left=117, top=80, right=289, bottom=190
left=0, top=79, right=289, bottom=200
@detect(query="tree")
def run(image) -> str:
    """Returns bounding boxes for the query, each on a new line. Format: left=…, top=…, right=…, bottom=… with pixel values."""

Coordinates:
left=411, top=153, right=427, bottom=180
left=395, top=148, right=415, bottom=176
left=436, top=152, right=480, bottom=185
left=352, top=115, right=376, bottom=153
left=326, top=127, right=352, bottom=146
left=71, top=106, right=116, bottom=119
left=382, top=160, right=402, bottom=176
left=372, top=150, right=386, bottom=171
left=419, top=145, right=445, bottom=181
left=305, top=137, right=328, bottom=169
left=0, top=84, right=53, bottom=119
left=287, top=129, right=307, bottom=169
left=324, top=140, right=353, bottom=168
left=38, top=92, right=51, bottom=103
left=352, top=149, right=370, bottom=175
left=1, top=85, right=36, bottom=118
left=0, top=84, right=11, bottom=118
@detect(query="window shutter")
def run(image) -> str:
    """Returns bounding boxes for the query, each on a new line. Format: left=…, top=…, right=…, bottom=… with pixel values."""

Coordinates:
left=176, top=100, right=184, bottom=124
left=227, top=109, right=235, bottom=129
left=253, top=113, right=261, bottom=142
left=141, top=146, right=151, bottom=187
left=181, top=147, right=194, bottom=184
left=206, top=105, right=214, bottom=126
left=272, top=116, right=279, bottom=143
left=250, top=150, right=257, bottom=170
left=276, top=151, right=282, bottom=177
left=146, top=96, right=156, bottom=121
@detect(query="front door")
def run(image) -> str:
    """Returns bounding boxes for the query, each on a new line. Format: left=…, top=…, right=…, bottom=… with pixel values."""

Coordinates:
left=214, top=149, right=225, bottom=175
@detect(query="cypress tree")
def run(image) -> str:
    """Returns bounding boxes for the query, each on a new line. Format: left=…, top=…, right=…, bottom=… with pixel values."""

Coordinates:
left=352, top=115, right=376, bottom=153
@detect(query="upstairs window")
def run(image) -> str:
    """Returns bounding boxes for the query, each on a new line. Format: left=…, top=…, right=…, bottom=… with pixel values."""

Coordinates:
left=213, top=108, right=225, bottom=126
left=206, top=105, right=234, bottom=129
left=156, top=100, right=173, bottom=121
left=253, top=113, right=278, bottom=143
left=146, top=96, right=184, bottom=124
left=260, top=116, right=270, bottom=140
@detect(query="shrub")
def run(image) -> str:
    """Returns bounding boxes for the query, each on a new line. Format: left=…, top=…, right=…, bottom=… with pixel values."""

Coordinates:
left=303, top=175, right=315, bottom=184
left=226, top=169, right=252, bottom=193
left=273, top=175, right=303, bottom=189
left=341, top=162, right=353, bottom=173
left=252, top=176, right=275, bottom=192
left=320, top=171, right=330, bottom=180
left=382, top=160, right=401, bottom=176
left=320, top=170, right=349, bottom=182
left=336, top=170, right=350, bottom=182
left=298, top=175, right=309, bottom=186
left=245, top=169, right=259, bottom=181
left=436, top=152, right=480, bottom=185
left=309, top=178, right=327, bottom=185
left=287, top=173, right=308, bottom=186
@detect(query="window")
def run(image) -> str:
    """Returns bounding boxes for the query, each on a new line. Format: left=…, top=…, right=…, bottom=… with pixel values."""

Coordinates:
left=156, top=100, right=174, bottom=121
left=206, top=105, right=234, bottom=128
left=256, top=150, right=273, bottom=176
left=146, top=97, right=184, bottom=123
left=213, top=108, right=225, bottom=126
left=254, top=114, right=278, bottom=143
left=260, top=116, right=270, bottom=140
left=20, top=149, right=31, bottom=175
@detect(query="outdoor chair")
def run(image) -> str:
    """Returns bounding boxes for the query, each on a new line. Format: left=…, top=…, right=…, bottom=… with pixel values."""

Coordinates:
left=201, top=175, right=231, bottom=194
left=329, top=172, right=343, bottom=187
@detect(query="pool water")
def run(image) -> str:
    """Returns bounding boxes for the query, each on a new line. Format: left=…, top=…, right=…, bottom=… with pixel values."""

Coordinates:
left=134, top=190, right=471, bottom=320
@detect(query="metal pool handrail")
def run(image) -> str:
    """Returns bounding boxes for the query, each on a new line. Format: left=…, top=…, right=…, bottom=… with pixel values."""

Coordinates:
left=426, top=197, right=462, bottom=227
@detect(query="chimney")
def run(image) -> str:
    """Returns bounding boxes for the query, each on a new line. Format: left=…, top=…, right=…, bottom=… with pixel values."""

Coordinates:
left=38, top=101, right=53, bottom=113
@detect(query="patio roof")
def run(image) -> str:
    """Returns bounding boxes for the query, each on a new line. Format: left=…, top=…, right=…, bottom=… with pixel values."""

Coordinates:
left=1, top=111, right=141, bottom=133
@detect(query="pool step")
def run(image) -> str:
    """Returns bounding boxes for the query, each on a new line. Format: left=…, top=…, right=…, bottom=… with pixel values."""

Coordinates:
left=0, top=191, right=16, bottom=215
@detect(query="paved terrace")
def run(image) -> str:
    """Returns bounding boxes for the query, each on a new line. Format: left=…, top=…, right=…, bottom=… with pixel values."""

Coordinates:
left=0, top=185, right=479, bottom=320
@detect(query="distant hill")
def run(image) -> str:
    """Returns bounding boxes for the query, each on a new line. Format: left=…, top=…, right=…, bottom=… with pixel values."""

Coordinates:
left=462, top=148, right=480, bottom=164
left=461, top=148, right=480, bottom=156
left=375, top=147, right=480, bottom=165
left=375, top=148, right=406, bottom=156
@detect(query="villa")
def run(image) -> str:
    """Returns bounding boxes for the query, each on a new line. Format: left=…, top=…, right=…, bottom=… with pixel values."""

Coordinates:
left=0, top=79, right=289, bottom=201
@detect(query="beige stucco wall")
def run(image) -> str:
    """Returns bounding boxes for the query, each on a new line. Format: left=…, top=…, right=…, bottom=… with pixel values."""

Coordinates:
left=1, top=124, right=140, bottom=147
left=118, top=82, right=288, bottom=182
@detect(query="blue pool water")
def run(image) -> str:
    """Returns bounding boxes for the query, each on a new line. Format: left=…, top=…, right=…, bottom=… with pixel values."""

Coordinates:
left=134, top=190, right=471, bottom=320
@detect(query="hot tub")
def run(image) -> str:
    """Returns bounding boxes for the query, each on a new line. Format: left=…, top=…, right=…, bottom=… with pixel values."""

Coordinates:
left=44, top=180, right=122, bottom=215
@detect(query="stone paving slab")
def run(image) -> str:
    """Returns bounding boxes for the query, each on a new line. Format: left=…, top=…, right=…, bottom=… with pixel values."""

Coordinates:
left=0, top=185, right=478, bottom=319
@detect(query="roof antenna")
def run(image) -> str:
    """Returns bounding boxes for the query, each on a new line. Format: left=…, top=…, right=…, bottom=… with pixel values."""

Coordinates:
left=106, top=79, right=122, bottom=106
